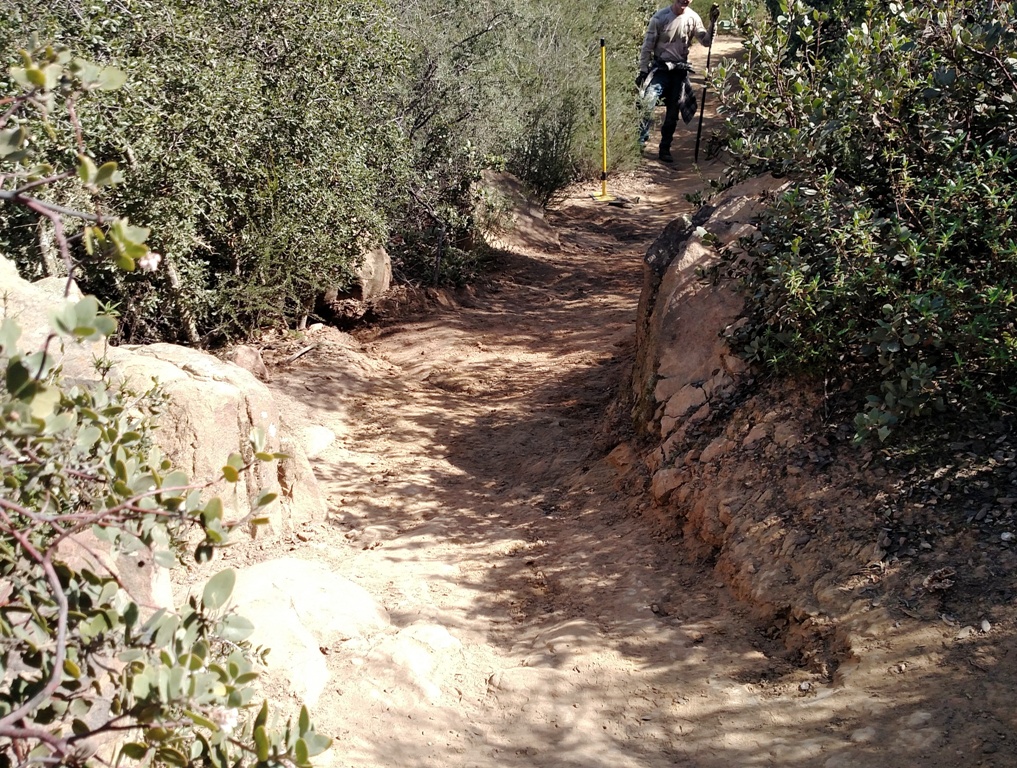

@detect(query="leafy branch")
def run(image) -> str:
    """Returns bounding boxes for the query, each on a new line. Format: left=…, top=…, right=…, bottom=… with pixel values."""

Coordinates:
left=1, top=45, right=330, bottom=767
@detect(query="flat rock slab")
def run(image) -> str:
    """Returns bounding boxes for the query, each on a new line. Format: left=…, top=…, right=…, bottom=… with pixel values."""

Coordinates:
left=230, top=557, right=391, bottom=707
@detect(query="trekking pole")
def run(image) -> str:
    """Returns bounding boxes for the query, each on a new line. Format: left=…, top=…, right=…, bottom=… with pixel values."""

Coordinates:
left=592, top=37, right=615, bottom=202
left=693, top=16, right=718, bottom=165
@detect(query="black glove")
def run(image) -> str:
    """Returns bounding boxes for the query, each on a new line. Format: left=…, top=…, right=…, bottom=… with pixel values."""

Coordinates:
left=636, top=71, right=647, bottom=87
left=709, top=3, right=720, bottom=24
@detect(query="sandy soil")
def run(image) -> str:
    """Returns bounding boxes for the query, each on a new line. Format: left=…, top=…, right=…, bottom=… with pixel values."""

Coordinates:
left=240, top=38, right=1017, bottom=768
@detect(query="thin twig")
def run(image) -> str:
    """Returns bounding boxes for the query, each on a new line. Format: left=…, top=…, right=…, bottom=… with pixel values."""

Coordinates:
left=280, top=344, right=318, bottom=365
left=13, top=171, right=76, bottom=197
left=0, top=190, right=102, bottom=224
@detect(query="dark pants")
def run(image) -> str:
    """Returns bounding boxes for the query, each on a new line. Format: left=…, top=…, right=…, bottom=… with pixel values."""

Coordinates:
left=638, top=66, right=689, bottom=152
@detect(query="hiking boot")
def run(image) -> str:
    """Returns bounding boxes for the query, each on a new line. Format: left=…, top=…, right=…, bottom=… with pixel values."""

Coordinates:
left=658, top=148, right=674, bottom=163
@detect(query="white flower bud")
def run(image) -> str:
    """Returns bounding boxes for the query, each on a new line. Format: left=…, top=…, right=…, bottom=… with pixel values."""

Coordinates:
left=138, top=251, right=162, bottom=272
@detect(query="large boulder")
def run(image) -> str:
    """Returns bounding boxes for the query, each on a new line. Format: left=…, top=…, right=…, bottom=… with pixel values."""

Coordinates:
left=101, top=342, right=327, bottom=533
left=477, top=170, right=561, bottom=253
left=319, top=244, right=393, bottom=323
left=230, top=557, right=391, bottom=707
left=1, top=256, right=327, bottom=542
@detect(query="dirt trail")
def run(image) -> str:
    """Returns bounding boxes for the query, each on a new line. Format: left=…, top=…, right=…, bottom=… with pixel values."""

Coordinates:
left=246, top=39, right=965, bottom=768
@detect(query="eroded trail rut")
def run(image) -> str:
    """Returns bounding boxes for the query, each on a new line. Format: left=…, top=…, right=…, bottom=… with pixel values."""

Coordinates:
left=258, top=162, right=874, bottom=767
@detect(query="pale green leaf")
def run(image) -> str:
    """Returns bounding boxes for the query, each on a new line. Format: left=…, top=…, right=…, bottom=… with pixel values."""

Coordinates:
left=202, top=569, right=236, bottom=611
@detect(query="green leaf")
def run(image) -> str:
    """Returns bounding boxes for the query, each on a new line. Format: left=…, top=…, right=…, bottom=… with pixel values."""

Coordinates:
left=220, top=614, right=254, bottom=643
left=299, top=705, right=310, bottom=734
left=26, top=67, right=46, bottom=88
left=9, top=67, right=31, bottom=88
left=42, top=62, right=61, bottom=89
left=29, top=386, right=61, bottom=419
left=6, top=359, right=31, bottom=396
left=63, top=659, right=81, bottom=679
left=254, top=725, right=270, bottom=761
left=250, top=426, right=267, bottom=453
left=0, top=126, right=27, bottom=159
left=97, top=66, right=128, bottom=90
left=153, top=614, right=180, bottom=648
left=162, top=470, right=189, bottom=491
left=185, top=709, right=218, bottom=730
left=221, top=464, right=239, bottom=483
left=124, top=601, right=139, bottom=629
left=77, top=154, right=97, bottom=184
left=254, top=491, right=278, bottom=509
left=95, top=161, right=123, bottom=187
left=0, top=318, right=21, bottom=355
left=295, top=738, right=309, bottom=766
left=76, top=425, right=102, bottom=449
left=73, top=295, right=99, bottom=326
left=202, top=569, right=236, bottom=611
left=99, top=580, right=119, bottom=605
left=50, top=303, right=76, bottom=337
left=202, top=497, right=223, bottom=522
left=254, top=700, right=269, bottom=730
left=118, top=743, right=150, bottom=761
left=71, top=57, right=100, bottom=84
left=157, top=746, right=188, bottom=767
left=303, top=731, right=332, bottom=757
left=153, top=550, right=176, bottom=568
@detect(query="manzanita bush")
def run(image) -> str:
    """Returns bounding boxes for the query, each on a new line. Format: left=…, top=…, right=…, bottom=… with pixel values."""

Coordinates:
left=1, top=47, right=329, bottom=766
left=717, top=0, right=1017, bottom=439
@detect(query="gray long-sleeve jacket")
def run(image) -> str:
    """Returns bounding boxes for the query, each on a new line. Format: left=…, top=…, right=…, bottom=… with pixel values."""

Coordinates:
left=638, top=6, right=711, bottom=73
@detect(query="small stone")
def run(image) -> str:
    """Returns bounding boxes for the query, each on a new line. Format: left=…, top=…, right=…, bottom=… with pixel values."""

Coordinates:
left=799, top=681, right=812, bottom=692
left=981, top=619, right=992, bottom=633
left=904, top=711, right=932, bottom=728
left=983, top=742, right=999, bottom=754
left=1001, top=532, right=1014, bottom=542
left=850, top=726, right=877, bottom=743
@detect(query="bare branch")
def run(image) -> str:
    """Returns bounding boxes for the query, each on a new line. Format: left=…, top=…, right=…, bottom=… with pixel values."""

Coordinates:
left=0, top=190, right=102, bottom=225
left=13, top=171, right=77, bottom=197
left=0, top=724, right=69, bottom=759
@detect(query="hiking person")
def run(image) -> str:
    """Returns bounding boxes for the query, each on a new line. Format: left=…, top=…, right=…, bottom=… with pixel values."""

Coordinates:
left=637, top=0, right=720, bottom=163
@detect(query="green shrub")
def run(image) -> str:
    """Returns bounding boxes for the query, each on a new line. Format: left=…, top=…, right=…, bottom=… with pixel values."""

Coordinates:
left=716, top=0, right=1017, bottom=440
left=2, top=0, right=651, bottom=312
left=1, top=45, right=328, bottom=767
left=1, top=0, right=407, bottom=343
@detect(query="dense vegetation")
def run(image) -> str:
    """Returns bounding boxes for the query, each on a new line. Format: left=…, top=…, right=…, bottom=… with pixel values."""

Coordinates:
left=1, top=49, right=329, bottom=767
left=0, top=1, right=685, bottom=761
left=0, top=0, right=649, bottom=345
left=717, top=0, right=1017, bottom=439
